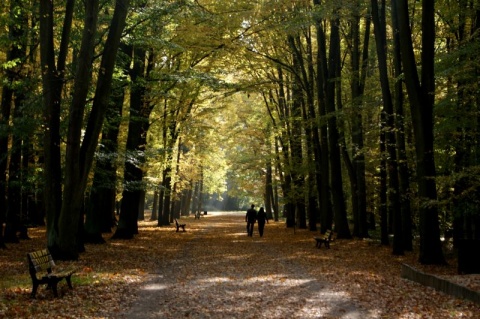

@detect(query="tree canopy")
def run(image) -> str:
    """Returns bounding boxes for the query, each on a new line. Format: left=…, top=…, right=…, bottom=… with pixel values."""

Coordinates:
left=1, top=0, right=479, bottom=266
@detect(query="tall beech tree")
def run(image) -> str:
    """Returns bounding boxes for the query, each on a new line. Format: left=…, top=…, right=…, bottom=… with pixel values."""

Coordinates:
left=326, top=11, right=350, bottom=238
left=40, top=0, right=130, bottom=259
left=439, top=0, right=480, bottom=245
left=1, top=0, right=31, bottom=246
left=287, top=28, right=322, bottom=231
left=312, top=0, right=334, bottom=236
left=84, top=44, right=130, bottom=243
left=395, top=0, right=445, bottom=264
left=39, top=0, right=74, bottom=255
left=346, top=1, right=370, bottom=239
left=113, top=45, right=153, bottom=239
left=391, top=0, right=413, bottom=251
left=371, top=0, right=402, bottom=254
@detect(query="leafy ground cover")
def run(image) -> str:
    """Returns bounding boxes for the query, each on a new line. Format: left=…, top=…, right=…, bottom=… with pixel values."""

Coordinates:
left=1, top=212, right=479, bottom=318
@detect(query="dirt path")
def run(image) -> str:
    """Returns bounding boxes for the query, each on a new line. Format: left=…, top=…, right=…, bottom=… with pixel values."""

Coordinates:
left=121, top=213, right=372, bottom=319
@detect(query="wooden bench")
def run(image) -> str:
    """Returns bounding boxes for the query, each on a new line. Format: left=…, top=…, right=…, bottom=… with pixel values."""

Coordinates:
left=314, top=229, right=333, bottom=249
left=27, top=249, right=77, bottom=298
left=174, top=218, right=186, bottom=232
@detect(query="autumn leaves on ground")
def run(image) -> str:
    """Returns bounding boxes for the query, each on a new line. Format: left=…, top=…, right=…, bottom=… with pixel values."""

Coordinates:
left=1, top=212, right=479, bottom=319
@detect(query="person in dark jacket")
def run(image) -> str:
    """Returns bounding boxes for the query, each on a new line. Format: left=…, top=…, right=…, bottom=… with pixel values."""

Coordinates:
left=245, top=204, right=257, bottom=236
left=256, top=207, right=268, bottom=237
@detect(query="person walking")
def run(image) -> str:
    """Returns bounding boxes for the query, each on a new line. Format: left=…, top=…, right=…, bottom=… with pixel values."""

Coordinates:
left=256, top=206, right=268, bottom=237
left=245, top=204, right=257, bottom=237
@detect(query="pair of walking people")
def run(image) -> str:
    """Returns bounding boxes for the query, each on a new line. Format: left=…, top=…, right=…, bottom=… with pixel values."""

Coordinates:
left=245, top=204, right=268, bottom=237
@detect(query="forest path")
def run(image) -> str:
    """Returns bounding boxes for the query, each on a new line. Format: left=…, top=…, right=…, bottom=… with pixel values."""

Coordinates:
left=121, top=212, right=372, bottom=319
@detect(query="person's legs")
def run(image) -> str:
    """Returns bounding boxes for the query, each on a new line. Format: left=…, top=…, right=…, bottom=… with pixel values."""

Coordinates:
left=247, top=222, right=254, bottom=236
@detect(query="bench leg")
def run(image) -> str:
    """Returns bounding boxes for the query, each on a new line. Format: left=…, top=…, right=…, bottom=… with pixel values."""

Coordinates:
left=50, top=280, right=59, bottom=297
left=66, top=275, right=73, bottom=289
left=30, top=282, right=39, bottom=299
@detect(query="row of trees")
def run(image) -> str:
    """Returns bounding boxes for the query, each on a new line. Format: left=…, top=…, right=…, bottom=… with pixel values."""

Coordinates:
left=1, top=0, right=479, bottom=265
left=0, top=0, right=256, bottom=259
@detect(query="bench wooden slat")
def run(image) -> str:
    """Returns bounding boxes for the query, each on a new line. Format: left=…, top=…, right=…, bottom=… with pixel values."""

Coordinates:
left=29, top=249, right=55, bottom=274
left=27, top=249, right=77, bottom=298
left=314, top=229, right=333, bottom=249
left=174, top=219, right=186, bottom=232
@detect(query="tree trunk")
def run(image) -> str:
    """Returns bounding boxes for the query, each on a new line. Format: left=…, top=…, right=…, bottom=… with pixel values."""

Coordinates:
left=151, top=190, right=158, bottom=220
left=190, top=180, right=199, bottom=217
left=313, top=1, right=333, bottom=234
left=0, top=81, right=12, bottom=246
left=5, top=93, right=27, bottom=243
left=265, top=149, right=275, bottom=221
left=371, top=0, right=403, bottom=254
left=157, top=176, right=166, bottom=226
left=40, top=0, right=72, bottom=253
left=2, top=0, right=30, bottom=244
left=180, top=189, right=190, bottom=216
left=350, top=5, right=370, bottom=238
left=396, top=0, right=445, bottom=264
left=84, top=49, right=127, bottom=242
left=161, top=169, right=173, bottom=226
left=138, top=190, right=146, bottom=220
left=45, top=0, right=130, bottom=259
left=391, top=0, right=413, bottom=251
left=170, top=138, right=183, bottom=219
left=289, top=40, right=306, bottom=230
left=55, top=0, right=101, bottom=259
left=287, top=33, right=319, bottom=231
left=327, top=16, right=350, bottom=238
left=196, top=170, right=204, bottom=219
left=273, top=139, right=281, bottom=221
left=379, top=124, right=389, bottom=245
left=114, top=46, right=153, bottom=238
left=276, top=68, right=295, bottom=228
left=114, top=191, right=139, bottom=239
left=0, top=9, right=30, bottom=238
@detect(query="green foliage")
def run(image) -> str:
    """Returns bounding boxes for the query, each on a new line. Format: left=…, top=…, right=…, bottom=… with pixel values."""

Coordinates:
left=1, top=58, right=21, bottom=71
left=1, top=0, right=479, bottom=246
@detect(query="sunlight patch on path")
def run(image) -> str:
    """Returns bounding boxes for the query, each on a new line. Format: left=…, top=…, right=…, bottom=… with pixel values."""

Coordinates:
left=142, top=283, right=168, bottom=291
left=121, top=212, right=376, bottom=319
left=127, top=272, right=372, bottom=319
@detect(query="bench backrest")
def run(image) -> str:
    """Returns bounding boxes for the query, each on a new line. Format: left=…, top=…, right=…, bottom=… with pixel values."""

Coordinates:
left=324, top=229, right=332, bottom=239
left=28, top=249, right=56, bottom=278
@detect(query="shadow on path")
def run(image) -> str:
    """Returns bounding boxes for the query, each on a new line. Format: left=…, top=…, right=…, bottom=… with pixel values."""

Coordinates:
left=121, top=212, right=373, bottom=319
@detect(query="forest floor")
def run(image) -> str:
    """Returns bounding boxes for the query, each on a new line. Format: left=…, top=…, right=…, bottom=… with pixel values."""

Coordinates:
left=1, top=212, right=479, bottom=318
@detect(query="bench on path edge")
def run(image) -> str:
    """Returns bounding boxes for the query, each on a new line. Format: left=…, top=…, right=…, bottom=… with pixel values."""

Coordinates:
left=27, top=249, right=77, bottom=298
left=314, top=229, right=334, bottom=249
left=174, top=218, right=186, bottom=232
left=194, top=211, right=207, bottom=219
